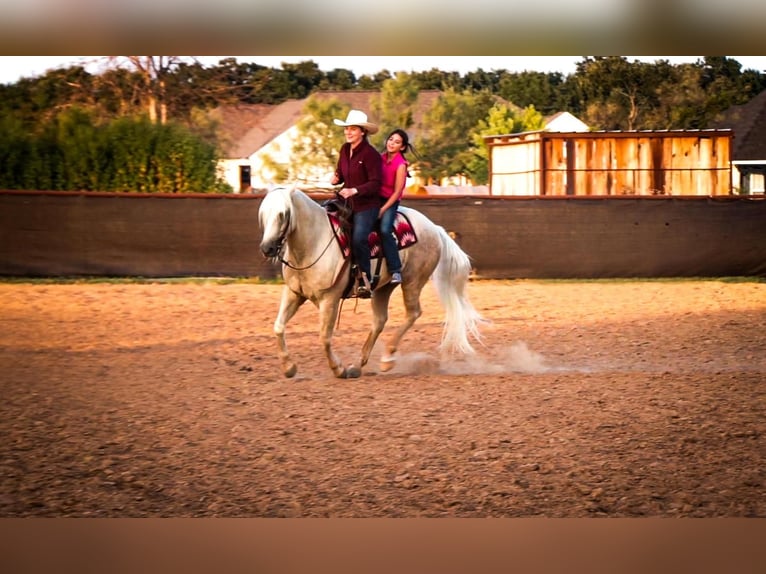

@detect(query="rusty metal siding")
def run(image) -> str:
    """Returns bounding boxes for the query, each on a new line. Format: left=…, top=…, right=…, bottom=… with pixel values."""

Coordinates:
left=487, top=130, right=733, bottom=196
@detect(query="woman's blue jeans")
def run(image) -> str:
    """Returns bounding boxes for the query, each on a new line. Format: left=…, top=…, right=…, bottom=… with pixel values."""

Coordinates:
left=379, top=201, right=402, bottom=274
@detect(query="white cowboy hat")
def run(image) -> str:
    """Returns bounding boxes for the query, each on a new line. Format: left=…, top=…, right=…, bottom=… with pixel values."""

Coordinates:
left=333, top=109, right=379, bottom=134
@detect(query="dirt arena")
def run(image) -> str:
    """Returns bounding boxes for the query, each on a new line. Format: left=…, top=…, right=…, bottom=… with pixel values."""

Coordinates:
left=1, top=279, right=764, bottom=517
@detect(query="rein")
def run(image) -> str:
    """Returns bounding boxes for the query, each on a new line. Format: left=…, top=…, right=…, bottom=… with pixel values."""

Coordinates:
left=275, top=208, right=341, bottom=272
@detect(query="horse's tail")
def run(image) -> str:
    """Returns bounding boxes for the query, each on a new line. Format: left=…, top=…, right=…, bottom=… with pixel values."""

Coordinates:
left=432, top=225, right=487, bottom=355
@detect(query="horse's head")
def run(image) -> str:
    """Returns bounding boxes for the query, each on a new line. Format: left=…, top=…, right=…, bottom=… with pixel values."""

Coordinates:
left=258, top=186, right=294, bottom=259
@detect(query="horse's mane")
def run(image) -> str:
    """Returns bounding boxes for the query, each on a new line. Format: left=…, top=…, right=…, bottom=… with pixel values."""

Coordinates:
left=259, top=186, right=294, bottom=232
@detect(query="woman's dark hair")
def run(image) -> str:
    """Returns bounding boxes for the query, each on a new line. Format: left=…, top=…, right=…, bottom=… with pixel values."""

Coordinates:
left=384, top=129, right=420, bottom=159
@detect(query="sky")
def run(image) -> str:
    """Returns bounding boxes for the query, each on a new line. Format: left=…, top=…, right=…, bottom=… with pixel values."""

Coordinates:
left=1, top=56, right=766, bottom=85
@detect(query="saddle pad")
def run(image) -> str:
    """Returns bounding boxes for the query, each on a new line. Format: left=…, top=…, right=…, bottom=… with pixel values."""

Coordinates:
left=328, top=210, right=418, bottom=259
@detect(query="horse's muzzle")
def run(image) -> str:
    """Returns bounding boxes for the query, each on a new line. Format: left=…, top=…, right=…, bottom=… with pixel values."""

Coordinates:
left=260, top=240, right=280, bottom=259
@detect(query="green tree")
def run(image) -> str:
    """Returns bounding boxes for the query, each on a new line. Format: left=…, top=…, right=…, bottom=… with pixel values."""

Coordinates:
left=573, top=56, right=665, bottom=130
left=109, top=56, right=187, bottom=124
left=90, top=66, right=145, bottom=121
left=699, top=56, right=766, bottom=123
left=104, top=116, right=158, bottom=192
left=0, top=109, right=230, bottom=193
left=0, top=112, right=34, bottom=188
left=412, top=68, right=462, bottom=91
left=648, top=63, right=707, bottom=129
left=461, top=68, right=501, bottom=93
left=369, top=72, right=419, bottom=147
left=468, top=103, right=545, bottom=184
left=282, top=61, right=325, bottom=98
left=417, top=89, right=496, bottom=184
left=150, top=122, right=225, bottom=193
left=318, top=68, right=357, bottom=91
left=497, top=70, right=566, bottom=115
left=51, top=107, right=106, bottom=190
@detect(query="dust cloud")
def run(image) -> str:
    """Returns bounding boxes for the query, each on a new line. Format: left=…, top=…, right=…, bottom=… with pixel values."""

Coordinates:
left=391, top=341, right=551, bottom=376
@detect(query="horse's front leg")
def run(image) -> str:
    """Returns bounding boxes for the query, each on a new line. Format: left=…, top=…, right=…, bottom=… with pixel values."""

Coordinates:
left=274, top=287, right=306, bottom=378
left=318, top=296, right=357, bottom=379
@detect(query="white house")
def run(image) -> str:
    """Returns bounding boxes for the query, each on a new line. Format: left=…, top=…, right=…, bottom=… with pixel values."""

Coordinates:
left=215, top=99, right=309, bottom=193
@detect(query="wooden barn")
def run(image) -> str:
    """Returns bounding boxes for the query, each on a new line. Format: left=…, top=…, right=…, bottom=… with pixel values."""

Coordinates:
left=486, top=129, right=733, bottom=196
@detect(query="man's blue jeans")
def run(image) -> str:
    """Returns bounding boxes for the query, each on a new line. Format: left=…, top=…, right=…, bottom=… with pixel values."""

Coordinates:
left=351, top=207, right=379, bottom=282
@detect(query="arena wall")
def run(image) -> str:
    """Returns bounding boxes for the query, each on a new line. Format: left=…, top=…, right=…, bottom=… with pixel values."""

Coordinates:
left=1, top=191, right=764, bottom=279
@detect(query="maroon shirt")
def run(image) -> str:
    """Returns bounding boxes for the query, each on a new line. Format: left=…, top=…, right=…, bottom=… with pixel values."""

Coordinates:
left=334, top=139, right=383, bottom=212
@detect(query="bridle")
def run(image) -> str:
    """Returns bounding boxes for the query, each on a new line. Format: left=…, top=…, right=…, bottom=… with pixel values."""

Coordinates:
left=272, top=207, right=340, bottom=272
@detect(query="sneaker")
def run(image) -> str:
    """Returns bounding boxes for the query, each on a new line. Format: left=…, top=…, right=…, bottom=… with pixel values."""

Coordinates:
left=390, top=272, right=402, bottom=285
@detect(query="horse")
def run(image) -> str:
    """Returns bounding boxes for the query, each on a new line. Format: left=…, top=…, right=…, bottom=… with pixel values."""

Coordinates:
left=258, top=185, right=485, bottom=378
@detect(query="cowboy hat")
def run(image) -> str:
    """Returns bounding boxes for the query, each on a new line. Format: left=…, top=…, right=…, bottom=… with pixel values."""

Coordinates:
left=333, top=109, right=379, bottom=134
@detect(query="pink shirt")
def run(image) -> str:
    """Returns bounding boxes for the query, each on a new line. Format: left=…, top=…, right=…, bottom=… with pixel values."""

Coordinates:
left=380, top=152, right=408, bottom=199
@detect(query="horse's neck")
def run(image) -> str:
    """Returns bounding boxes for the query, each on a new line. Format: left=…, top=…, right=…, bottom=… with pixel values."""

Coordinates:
left=287, top=192, right=333, bottom=259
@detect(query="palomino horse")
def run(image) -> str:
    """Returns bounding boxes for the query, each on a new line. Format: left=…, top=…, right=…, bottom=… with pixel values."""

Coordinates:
left=258, top=186, right=484, bottom=378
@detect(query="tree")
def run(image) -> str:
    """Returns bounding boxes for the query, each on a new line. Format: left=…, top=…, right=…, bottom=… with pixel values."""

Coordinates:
left=699, top=56, right=766, bottom=123
left=412, top=68, right=462, bottom=91
left=648, top=63, right=707, bottom=129
left=357, top=70, right=392, bottom=90
left=369, top=72, right=419, bottom=147
left=468, top=103, right=545, bottom=184
left=573, top=56, right=665, bottom=130
left=0, top=112, right=35, bottom=189
left=319, top=68, right=357, bottom=91
left=461, top=68, right=501, bottom=93
left=107, top=56, right=188, bottom=124
left=417, top=89, right=497, bottom=184
left=497, top=70, right=566, bottom=115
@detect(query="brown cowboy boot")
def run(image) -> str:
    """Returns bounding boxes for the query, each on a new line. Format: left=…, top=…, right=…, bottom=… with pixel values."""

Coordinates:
left=356, top=272, right=372, bottom=299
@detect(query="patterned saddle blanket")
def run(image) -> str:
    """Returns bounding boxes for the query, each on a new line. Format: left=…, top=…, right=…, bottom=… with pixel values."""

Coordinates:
left=328, top=210, right=418, bottom=259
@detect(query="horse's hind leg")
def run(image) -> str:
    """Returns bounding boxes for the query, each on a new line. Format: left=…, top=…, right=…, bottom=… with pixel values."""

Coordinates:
left=357, top=287, right=394, bottom=372
left=379, top=283, right=423, bottom=372
left=274, top=288, right=306, bottom=378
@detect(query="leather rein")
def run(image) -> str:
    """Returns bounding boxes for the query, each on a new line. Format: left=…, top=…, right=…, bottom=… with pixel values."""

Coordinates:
left=276, top=208, right=344, bottom=272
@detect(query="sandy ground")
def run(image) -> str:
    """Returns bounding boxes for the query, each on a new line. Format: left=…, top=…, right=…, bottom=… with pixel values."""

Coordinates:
left=1, top=279, right=764, bottom=517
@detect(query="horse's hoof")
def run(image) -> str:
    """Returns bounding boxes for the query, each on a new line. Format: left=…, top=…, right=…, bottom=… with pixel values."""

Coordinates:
left=344, top=365, right=362, bottom=379
left=284, top=364, right=297, bottom=378
left=379, top=356, right=396, bottom=372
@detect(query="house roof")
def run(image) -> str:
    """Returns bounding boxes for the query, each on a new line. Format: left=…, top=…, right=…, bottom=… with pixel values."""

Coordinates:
left=208, top=104, right=273, bottom=158
left=216, top=90, right=445, bottom=158
left=221, top=99, right=306, bottom=158
left=711, top=89, right=766, bottom=160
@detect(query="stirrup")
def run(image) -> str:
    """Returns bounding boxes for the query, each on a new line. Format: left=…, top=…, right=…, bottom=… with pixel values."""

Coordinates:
left=355, top=284, right=371, bottom=299
left=355, top=273, right=372, bottom=298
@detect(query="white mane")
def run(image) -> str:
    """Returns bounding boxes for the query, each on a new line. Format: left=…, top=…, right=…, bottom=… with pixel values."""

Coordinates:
left=258, top=186, right=294, bottom=233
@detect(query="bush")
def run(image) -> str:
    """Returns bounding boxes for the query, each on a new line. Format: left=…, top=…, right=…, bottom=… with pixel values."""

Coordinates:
left=0, top=109, right=232, bottom=193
